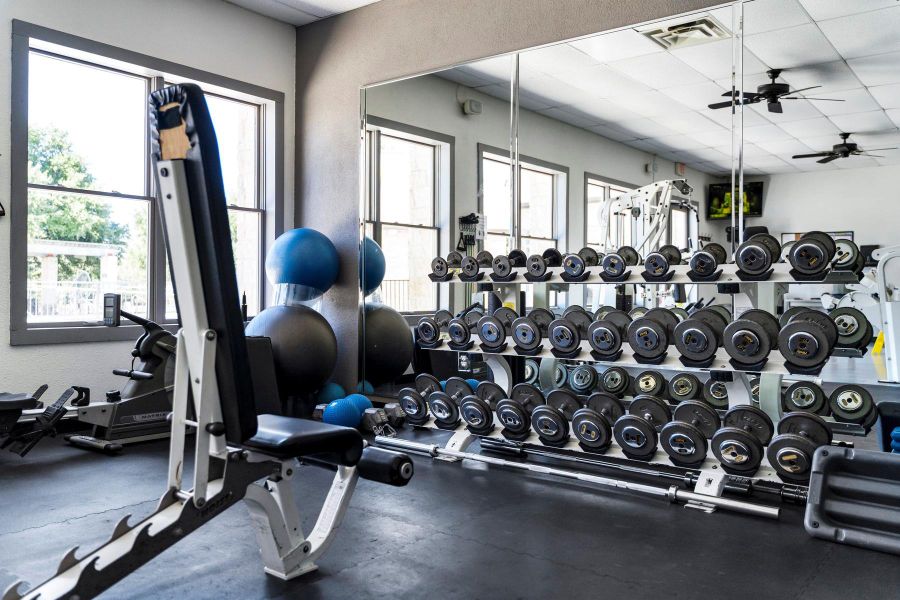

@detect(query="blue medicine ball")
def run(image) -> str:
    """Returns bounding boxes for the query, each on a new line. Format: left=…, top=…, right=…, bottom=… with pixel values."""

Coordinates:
left=356, top=380, right=375, bottom=394
left=323, top=398, right=361, bottom=427
left=316, top=382, right=346, bottom=405
left=360, top=237, right=386, bottom=296
left=265, top=228, right=339, bottom=299
left=345, top=393, right=373, bottom=417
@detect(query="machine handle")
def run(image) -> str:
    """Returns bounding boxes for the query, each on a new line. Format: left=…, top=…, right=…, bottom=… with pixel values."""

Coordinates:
left=112, top=369, right=154, bottom=380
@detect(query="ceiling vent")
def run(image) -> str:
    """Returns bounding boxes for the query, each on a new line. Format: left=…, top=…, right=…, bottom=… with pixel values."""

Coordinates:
left=640, top=16, right=732, bottom=50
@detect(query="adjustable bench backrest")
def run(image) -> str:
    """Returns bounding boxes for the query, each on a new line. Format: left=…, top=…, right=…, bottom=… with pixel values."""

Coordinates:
left=149, top=83, right=258, bottom=445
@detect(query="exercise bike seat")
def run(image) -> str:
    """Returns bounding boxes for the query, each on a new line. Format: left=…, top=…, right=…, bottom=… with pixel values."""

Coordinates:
left=244, top=414, right=364, bottom=466
left=0, top=393, right=39, bottom=411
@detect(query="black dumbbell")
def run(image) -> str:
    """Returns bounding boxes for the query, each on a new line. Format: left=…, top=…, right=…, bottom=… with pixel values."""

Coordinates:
left=430, top=251, right=464, bottom=278
left=496, top=384, right=546, bottom=441
left=477, top=307, right=518, bottom=352
left=723, top=309, right=780, bottom=368
left=599, top=366, right=630, bottom=397
left=626, top=309, right=676, bottom=361
left=573, top=392, right=623, bottom=454
left=633, top=370, right=667, bottom=397
left=661, top=400, right=721, bottom=467
left=459, top=381, right=508, bottom=436
left=711, top=405, right=774, bottom=476
left=426, top=377, right=476, bottom=430
left=702, top=378, right=729, bottom=410
left=782, top=381, right=828, bottom=415
left=562, top=253, right=589, bottom=279
left=833, top=239, right=863, bottom=276
left=627, top=394, right=672, bottom=432
left=830, top=307, right=872, bottom=350
left=600, top=252, right=629, bottom=279
left=415, top=309, right=454, bottom=346
left=397, top=373, right=444, bottom=426
left=734, top=235, right=775, bottom=277
left=644, top=244, right=682, bottom=277
left=446, top=306, right=485, bottom=347
left=531, top=388, right=581, bottom=446
left=752, top=233, right=782, bottom=266
left=460, top=250, right=494, bottom=279
left=667, top=373, right=702, bottom=403
left=578, top=246, right=602, bottom=266
left=548, top=317, right=582, bottom=356
left=569, top=364, right=598, bottom=394
left=778, top=309, right=837, bottom=370
left=767, top=412, right=832, bottom=483
left=828, top=384, right=877, bottom=430
left=525, top=248, right=563, bottom=278
left=562, top=305, right=593, bottom=338
left=788, top=231, right=836, bottom=276
left=491, top=249, right=527, bottom=278
left=613, top=394, right=670, bottom=461
left=674, top=316, right=721, bottom=364
left=618, top=245, right=641, bottom=266
left=587, top=309, right=632, bottom=359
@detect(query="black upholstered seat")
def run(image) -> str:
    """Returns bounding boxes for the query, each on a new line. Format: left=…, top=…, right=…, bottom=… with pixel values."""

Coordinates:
left=0, top=393, right=39, bottom=411
left=245, top=414, right=364, bottom=466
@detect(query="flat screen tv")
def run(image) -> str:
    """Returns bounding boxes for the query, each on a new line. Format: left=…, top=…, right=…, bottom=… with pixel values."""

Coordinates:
left=707, top=182, right=763, bottom=220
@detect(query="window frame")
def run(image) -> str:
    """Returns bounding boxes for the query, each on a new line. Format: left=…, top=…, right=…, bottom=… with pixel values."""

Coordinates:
left=10, top=20, right=284, bottom=345
left=583, top=172, right=636, bottom=251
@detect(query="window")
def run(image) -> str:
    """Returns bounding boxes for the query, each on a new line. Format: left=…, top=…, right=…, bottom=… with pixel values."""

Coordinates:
left=585, top=176, right=632, bottom=251
left=365, top=122, right=451, bottom=313
left=11, top=22, right=282, bottom=344
left=670, top=206, right=690, bottom=251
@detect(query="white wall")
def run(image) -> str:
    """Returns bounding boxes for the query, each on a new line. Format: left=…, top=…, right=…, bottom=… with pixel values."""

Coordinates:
left=0, top=0, right=295, bottom=394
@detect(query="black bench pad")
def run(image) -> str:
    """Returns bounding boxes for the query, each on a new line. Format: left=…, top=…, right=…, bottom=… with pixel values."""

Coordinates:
left=245, top=414, right=364, bottom=466
left=0, top=393, right=39, bottom=411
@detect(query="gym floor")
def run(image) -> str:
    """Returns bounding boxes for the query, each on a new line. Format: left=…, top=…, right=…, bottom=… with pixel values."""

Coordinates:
left=1, top=431, right=898, bottom=600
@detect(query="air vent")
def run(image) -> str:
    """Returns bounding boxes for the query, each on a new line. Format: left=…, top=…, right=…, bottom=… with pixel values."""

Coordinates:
left=640, top=16, right=731, bottom=50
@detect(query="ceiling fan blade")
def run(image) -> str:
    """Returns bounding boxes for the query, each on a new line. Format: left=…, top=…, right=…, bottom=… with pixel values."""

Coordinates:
left=783, top=85, right=821, bottom=96
left=817, top=155, right=840, bottom=164
left=860, top=154, right=885, bottom=158
left=795, top=97, right=845, bottom=102
left=708, top=100, right=735, bottom=109
left=792, top=152, right=833, bottom=159
left=768, top=100, right=783, bottom=114
left=864, top=147, right=898, bottom=151
left=720, top=91, right=756, bottom=98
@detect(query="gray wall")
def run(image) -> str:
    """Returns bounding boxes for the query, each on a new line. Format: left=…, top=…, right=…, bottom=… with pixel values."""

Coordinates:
left=295, top=0, right=728, bottom=387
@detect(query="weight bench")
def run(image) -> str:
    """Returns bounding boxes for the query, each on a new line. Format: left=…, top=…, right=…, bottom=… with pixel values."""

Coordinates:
left=4, top=83, right=413, bottom=600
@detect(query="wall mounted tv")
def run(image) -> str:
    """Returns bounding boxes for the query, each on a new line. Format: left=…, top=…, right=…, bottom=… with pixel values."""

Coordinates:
left=707, top=182, right=763, bottom=220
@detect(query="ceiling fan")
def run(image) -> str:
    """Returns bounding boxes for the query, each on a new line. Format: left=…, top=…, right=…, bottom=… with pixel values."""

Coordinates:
left=708, top=69, right=844, bottom=114
left=793, top=132, right=897, bottom=164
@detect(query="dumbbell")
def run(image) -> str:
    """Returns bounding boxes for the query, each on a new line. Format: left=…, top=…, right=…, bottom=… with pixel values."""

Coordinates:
left=511, top=309, right=550, bottom=354
left=491, top=249, right=527, bottom=279
left=532, top=388, right=581, bottom=446
left=430, top=250, right=464, bottom=278
left=587, top=309, right=632, bottom=359
left=460, top=250, right=494, bottom=279
left=613, top=395, right=671, bottom=461
left=426, top=377, right=479, bottom=430
left=711, top=405, right=774, bottom=476
left=446, top=305, right=486, bottom=347
left=747, top=376, right=761, bottom=406
left=670, top=307, right=689, bottom=322
left=572, top=392, right=624, bottom=453
left=833, top=239, right=864, bottom=276
left=702, top=378, right=729, bottom=410
left=496, top=383, right=546, bottom=441
left=562, top=305, right=593, bottom=338
left=767, top=412, right=832, bottom=483
left=660, top=400, right=721, bottom=467
left=734, top=234, right=779, bottom=277
left=644, top=244, right=682, bottom=278
left=524, top=359, right=540, bottom=385
left=397, top=373, right=444, bottom=426
left=782, top=381, right=829, bottom=416
left=626, top=308, right=678, bottom=361
left=525, top=248, right=563, bottom=278
left=689, top=243, right=728, bottom=278
left=599, top=366, right=631, bottom=397
left=828, top=384, right=877, bottom=430
left=552, top=362, right=569, bottom=389
left=674, top=313, right=724, bottom=365
left=569, top=364, right=598, bottom=394
left=562, top=253, right=590, bottom=279
left=548, top=315, right=582, bottom=356
left=629, top=306, right=648, bottom=319
left=723, top=309, right=780, bottom=368
left=415, top=309, right=454, bottom=346
left=579, top=246, right=602, bottom=266
left=788, top=231, right=836, bottom=277
left=632, top=370, right=667, bottom=397
left=600, top=246, right=639, bottom=279
left=477, top=307, right=518, bottom=352
left=778, top=309, right=837, bottom=371
left=459, top=381, right=507, bottom=436
left=667, top=373, right=702, bottom=403
left=830, top=307, right=872, bottom=350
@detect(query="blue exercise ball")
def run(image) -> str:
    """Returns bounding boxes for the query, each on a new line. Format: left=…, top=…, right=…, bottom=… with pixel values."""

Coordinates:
left=316, top=382, right=346, bottom=405
left=466, top=379, right=479, bottom=391
left=323, top=399, right=360, bottom=427
left=345, top=393, right=373, bottom=417
left=360, top=237, right=386, bottom=296
left=356, top=380, right=375, bottom=394
left=265, top=228, right=339, bottom=300
left=362, top=303, right=414, bottom=386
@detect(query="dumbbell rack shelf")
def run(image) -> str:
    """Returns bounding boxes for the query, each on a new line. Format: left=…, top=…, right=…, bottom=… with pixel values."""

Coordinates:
left=435, top=263, right=860, bottom=286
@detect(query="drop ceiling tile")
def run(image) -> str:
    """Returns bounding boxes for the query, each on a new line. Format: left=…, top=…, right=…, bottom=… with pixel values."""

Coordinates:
left=751, top=98, right=823, bottom=123
left=798, top=0, right=899, bottom=21
left=649, top=135, right=710, bottom=151
left=519, top=74, right=590, bottom=108
left=716, top=0, right=811, bottom=34
left=869, top=84, right=900, bottom=110
left=628, top=138, right=670, bottom=154
left=755, top=138, right=816, bottom=155
left=853, top=131, right=900, bottom=148
left=552, top=65, right=652, bottom=98
left=438, top=68, right=493, bottom=88
left=670, top=39, right=768, bottom=81
left=520, top=43, right=600, bottom=75
left=569, top=28, right=664, bottom=63
left=743, top=123, right=793, bottom=143
left=686, top=128, right=735, bottom=147
left=808, top=87, right=880, bottom=116
left=780, top=61, right=863, bottom=96
left=457, top=56, right=514, bottom=84
left=817, top=6, right=900, bottom=59
left=847, top=52, right=900, bottom=86
left=614, top=117, right=679, bottom=139
left=608, top=90, right=691, bottom=118
left=535, top=106, right=603, bottom=129
left=888, top=109, right=900, bottom=128
left=607, top=52, right=709, bottom=90
left=743, top=24, right=840, bottom=69
left=587, top=123, right=641, bottom=142
left=798, top=134, right=843, bottom=152
left=829, top=110, right=895, bottom=133
left=472, top=83, right=511, bottom=103
left=746, top=157, right=797, bottom=173
left=565, top=97, right=643, bottom=123
left=517, top=90, right=555, bottom=111
left=835, top=156, right=879, bottom=169
left=873, top=148, right=900, bottom=165
left=779, top=116, right=841, bottom=138
left=688, top=147, right=732, bottom=162
left=658, top=80, right=729, bottom=112
left=714, top=142, right=769, bottom=158
left=705, top=105, right=771, bottom=127
left=650, top=110, right=724, bottom=135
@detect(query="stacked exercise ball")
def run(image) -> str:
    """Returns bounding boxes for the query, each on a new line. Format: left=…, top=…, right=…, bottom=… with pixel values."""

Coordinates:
left=266, top=227, right=339, bottom=301
left=316, top=382, right=346, bottom=404
left=362, top=302, right=414, bottom=385
left=322, top=393, right=374, bottom=428
left=360, top=236, right=386, bottom=296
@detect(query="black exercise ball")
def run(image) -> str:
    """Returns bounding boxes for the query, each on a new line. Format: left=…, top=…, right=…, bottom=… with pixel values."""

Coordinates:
left=246, top=304, right=337, bottom=394
left=363, top=302, right=413, bottom=386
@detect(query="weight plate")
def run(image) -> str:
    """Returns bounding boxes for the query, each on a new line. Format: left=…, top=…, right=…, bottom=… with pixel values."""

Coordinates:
left=777, top=412, right=832, bottom=447
left=789, top=239, right=828, bottom=275
left=496, top=399, right=530, bottom=437
left=553, top=363, right=568, bottom=389
left=674, top=318, right=718, bottom=363
left=735, top=240, right=772, bottom=276
left=548, top=319, right=581, bottom=353
left=711, top=427, right=764, bottom=475
left=668, top=373, right=701, bottom=402
left=828, top=384, right=875, bottom=425
left=833, top=239, right=859, bottom=269
left=601, top=253, right=627, bottom=278
left=705, top=243, right=728, bottom=265
left=593, top=305, right=618, bottom=321
left=528, top=308, right=555, bottom=334
left=673, top=400, right=721, bottom=439
left=702, top=379, right=729, bottom=410
left=644, top=308, right=679, bottom=342
left=415, top=373, right=443, bottom=395
left=475, top=250, right=493, bottom=266
left=493, top=307, right=519, bottom=329
left=627, top=318, right=668, bottom=360
left=670, top=307, right=689, bottom=322
left=789, top=310, right=838, bottom=350
left=751, top=233, right=782, bottom=262
left=629, top=306, right=648, bottom=319
left=460, top=395, right=493, bottom=433
left=707, top=304, right=733, bottom=323
left=779, top=306, right=808, bottom=329
left=644, top=252, right=671, bottom=277
left=689, top=250, right=718, bottom=276
left=801, top=231, right=836, bottom=260
left=778, top=321, right=830, bottom=368
left=569, top=365, right=598, bottom=394
left=830, top=307, right=870, bottom=349
left=547, top=388, right=582, bottom=420
left=633, top=370, right=666, bottom=397
left=431, top=256, right=449, bottom=278
left=435, top=309, right=453, bottom=324
left=491, top=255, right=513, bottom=278
left=618, top=245, right=640, bottom=267
left=510, top=383, right=545, bottom=414
left=613, top=415, right=659, bottom=461
left=446, top=251, right=463, bottom=267
left=628, top=394, right=672, bottom=430
left=600, top=367, right=630, bottom=397
left=782, top=381, right=826, bottom=415
left=427, top=391, right=460, bottom=428
left=766, top=433, right=818, bottom=483
left=660, top=421, right=708, bottom=467
left=740, top=309, right=780, bottom=349
left=603, top=310, right=633, bottom=334
left=659, top=244, right=682, bottom=266
left=723, top=319, right=772, bottom=366
left=748, top=377, right=760, bottom=406
left=572, top=408, right=613, bottom=451
left=508, top=249, right=527, bottom=266
left=416, top=316, right=441, bottom=345
left=444, top=377, right=474, bottom=402
left=562, top=305, right=589, bottom=318
left=398, top=387, right=429, bottom=426
left=526, top=254, right=548, bottom=278
left=477, top=315, right=507, bottom=350
left=524, top=359, right=540, bottom=385
left=587, top=392, right=625, bottom=422
left=542, top=248, right=563, bottom=267
left=460, top=255, right=481, bottom=278
left=476, top=381, right=507, bottom=410
left=587, top=320, right=623, bottom=356
left=578, top=246, right=601, bottom=266
left=562, top=253, right=587, bottom=278
left=564, top=310, right=592, bottom=338
left=722, top=405, right=774, bottom=446
left=691, top=308, right=728, bottom=342
left=780, top=240, right=795, bottom=264
left=464, top=308, right=484, bottom=327
left=531, top=405, right=569, bottom=445
left=512, top=317, right=542, bottom=352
